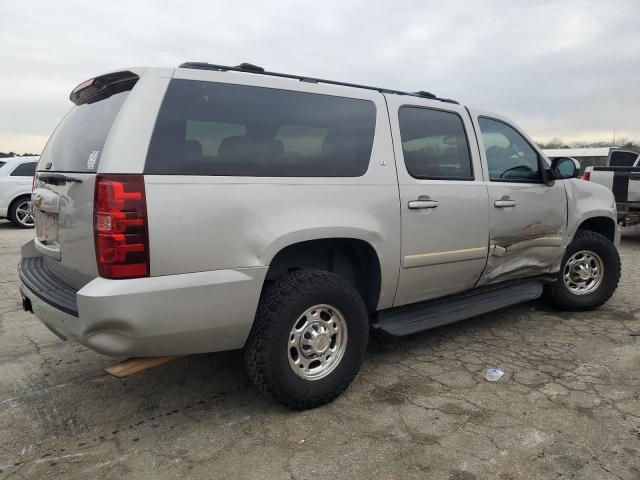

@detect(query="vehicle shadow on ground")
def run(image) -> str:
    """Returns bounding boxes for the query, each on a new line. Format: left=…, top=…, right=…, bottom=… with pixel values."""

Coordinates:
left=0, top=219, right=22, bottom=230
left=72, top=298, right=546, bottom=421
left=621, top=227, right=640, bottom=243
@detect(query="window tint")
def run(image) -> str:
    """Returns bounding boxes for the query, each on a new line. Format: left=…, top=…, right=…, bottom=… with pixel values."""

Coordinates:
left=11, top=162, right=37, bottom=177
left=185, top=121, right=246, bottom=157
left=398, top=107, right=473, bottom=180
left=479, top=117, right=542, bottom=182
left=37, top=91, right=130, bottom=172
left=609, top=151, right=639, bottom=167
left=146, top=79, right=376, bottom=177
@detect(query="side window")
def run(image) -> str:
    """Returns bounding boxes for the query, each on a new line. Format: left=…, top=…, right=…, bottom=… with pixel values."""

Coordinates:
left=275, top=125, right=329, bottom=158
left=185, top=121, right=246, bottom=157
left=10, top=162, right=37, bottom=177
left=146, top=80, right=377, bottom=177
left=398, top=107, right=473, bottom=180
left=478, top=117, right=542, bottom=182
left=609, top=151, right=639, bottom=167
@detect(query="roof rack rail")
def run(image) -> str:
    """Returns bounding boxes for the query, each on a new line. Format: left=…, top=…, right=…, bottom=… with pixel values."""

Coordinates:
left=178, top=62, right=459, bottom=105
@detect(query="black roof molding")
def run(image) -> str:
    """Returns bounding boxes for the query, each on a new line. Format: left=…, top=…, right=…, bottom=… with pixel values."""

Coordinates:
left=178, top=62, right=459, bottom=105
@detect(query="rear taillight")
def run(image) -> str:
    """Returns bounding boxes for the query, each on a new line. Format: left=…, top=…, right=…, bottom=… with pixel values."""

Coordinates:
left=582, top=171, right=590, bottom=181
left=94, top=174, right=149, bottom=279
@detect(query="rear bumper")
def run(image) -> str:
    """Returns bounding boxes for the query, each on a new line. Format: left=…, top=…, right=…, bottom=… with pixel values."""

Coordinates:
left=19, top=241, right=267, bottom=357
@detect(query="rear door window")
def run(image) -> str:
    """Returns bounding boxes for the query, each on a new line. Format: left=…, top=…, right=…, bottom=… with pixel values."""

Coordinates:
left=145, top=79, right=376, bottom=177
left=398, top=107, right=473, bottom=180
left=10, top=162, right=37, bottom=176
left=37, top=91, right=130, bottom=173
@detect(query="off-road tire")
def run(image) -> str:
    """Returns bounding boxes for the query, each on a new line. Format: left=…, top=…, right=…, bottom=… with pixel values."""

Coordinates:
left=244, top=269, right=369, bottom=410
left=545, top=230, right=620, bottom=311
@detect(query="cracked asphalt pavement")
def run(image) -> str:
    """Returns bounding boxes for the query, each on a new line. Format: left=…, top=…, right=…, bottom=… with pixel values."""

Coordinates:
left=1, top=221, right=639, bottom=479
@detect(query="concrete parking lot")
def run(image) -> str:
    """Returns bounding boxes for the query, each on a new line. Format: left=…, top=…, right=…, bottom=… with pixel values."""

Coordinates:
left=0, top=221, right=638, bottom=480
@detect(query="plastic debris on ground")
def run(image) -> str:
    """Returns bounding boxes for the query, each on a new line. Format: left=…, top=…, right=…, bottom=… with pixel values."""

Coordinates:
left=484, top=368, right=505, bottom=382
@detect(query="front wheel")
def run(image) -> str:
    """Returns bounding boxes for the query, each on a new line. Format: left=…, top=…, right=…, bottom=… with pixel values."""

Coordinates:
left=244, top=269, right=369, bottom=410
left=545, top=230, right=621, bottom=311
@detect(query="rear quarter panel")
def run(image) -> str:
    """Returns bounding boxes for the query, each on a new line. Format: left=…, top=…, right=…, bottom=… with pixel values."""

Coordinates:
left=145, top=71, right=401, bottom=310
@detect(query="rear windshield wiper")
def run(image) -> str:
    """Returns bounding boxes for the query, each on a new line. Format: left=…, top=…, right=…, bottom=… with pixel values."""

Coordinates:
left=36, top=172, right=83, bottom=184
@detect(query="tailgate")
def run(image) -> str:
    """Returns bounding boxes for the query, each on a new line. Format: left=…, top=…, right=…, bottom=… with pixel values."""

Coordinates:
left=33, top=175, right=98, bottom=288
left=32, top=73, right=136, bottom=289
left=590, top=166, right=640, bottom=203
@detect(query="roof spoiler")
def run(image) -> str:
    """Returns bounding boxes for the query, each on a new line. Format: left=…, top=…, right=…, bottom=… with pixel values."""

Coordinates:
left=69, top=71, right=139, bottom=106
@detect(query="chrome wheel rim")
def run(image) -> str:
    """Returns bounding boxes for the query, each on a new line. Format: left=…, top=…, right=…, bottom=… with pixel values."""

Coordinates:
left=563, top=250, right=604, bottom=295
left=287, top=304, right=348, bottom=381
left=15, top=200, right=34, bottom=227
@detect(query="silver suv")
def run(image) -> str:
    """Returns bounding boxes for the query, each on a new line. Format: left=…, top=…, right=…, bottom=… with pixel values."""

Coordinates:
left=19, top=62, right=621, bottom=409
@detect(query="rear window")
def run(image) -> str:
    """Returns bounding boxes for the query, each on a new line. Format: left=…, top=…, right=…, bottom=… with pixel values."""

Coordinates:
left=10, top=162, right=37, bottom=176
left=0, top=161, right=5, bottom=169
left=145, top=79, right=376, bottom=177
left=37, top=91, right=130, bottom=173
left=610, top=151, right=639, bottom=167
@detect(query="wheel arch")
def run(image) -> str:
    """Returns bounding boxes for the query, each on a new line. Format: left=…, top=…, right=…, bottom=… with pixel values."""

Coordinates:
left=264, top=237, right=383, bottom=313
left=575, top=216, right=616, bottom=243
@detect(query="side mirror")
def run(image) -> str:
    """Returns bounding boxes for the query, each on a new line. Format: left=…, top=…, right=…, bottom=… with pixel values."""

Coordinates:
left=550, top=157, right=580, bottom=180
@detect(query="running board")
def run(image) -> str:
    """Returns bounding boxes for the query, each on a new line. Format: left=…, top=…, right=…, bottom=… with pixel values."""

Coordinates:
left=373, top=279, right=545, bottom=336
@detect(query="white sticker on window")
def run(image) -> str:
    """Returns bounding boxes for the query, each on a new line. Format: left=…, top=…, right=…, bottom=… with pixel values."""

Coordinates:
left=87, top=150, right=100, bottom=170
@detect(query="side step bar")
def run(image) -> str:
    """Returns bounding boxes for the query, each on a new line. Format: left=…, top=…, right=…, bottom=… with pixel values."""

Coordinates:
left=373, top=279, right=547, bottom=336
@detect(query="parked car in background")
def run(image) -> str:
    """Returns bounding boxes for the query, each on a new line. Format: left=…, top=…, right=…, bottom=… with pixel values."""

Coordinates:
left=582, top=150, right=640, bottom=226
left=0, top=156, right=38, bottom=228
left=19, top=63, right=621, bottom=409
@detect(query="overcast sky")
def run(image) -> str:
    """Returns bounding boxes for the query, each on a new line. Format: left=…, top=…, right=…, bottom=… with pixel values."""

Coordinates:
left=1, top=0, right=638, bottom=153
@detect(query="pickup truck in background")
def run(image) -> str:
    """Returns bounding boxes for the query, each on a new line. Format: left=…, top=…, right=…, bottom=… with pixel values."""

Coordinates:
left=583, top=149, right=640, bottom=226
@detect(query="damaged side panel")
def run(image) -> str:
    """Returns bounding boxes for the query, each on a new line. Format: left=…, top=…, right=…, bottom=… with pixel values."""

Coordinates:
left=478, top=182, right=568, bottom=286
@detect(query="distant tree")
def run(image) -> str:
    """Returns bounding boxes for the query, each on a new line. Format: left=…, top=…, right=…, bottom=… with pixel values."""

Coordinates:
left=0, top=151, right=39, bottom=158
left=546, top=137, right=566, bottom=149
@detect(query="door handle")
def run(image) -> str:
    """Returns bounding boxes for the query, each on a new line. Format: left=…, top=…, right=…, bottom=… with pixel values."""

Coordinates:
left=494, top=196, right=516, bottom=208
left=630, top=172, right=640, bottom=180
left=408, top=196, right=438, bottom=209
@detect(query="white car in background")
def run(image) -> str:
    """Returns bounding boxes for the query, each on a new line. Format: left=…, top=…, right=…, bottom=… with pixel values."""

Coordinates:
left=0, top=156, right=38, bottom=228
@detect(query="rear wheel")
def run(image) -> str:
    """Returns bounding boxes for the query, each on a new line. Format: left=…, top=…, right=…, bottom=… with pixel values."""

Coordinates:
left=244, top=269, right=369, bottom=410
left=545, top=230, right=620, bottom=311
left=9, top=196, right=35, bottom=228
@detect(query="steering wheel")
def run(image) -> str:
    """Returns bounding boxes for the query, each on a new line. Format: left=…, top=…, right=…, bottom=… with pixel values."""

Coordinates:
left=499, top=164, right=534, bottom=179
